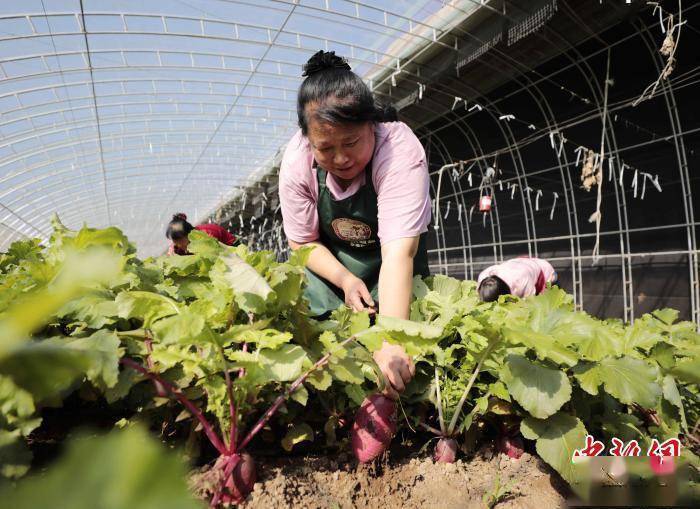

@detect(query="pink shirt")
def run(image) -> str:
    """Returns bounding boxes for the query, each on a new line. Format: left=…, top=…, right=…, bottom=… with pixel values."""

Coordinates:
left=477, top=258, right=557, bottom=298
left=279, top=122, right=431, bottom=245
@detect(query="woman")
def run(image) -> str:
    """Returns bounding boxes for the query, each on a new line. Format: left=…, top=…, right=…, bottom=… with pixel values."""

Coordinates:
left=279, top=51, right=431, bottom=398
left=477, top=257, right=557, bottom=302
left=166, top=213, right=236, bottom=255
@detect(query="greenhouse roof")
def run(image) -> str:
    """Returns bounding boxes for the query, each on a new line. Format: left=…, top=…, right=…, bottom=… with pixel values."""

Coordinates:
left=0, top=0, right=482, bottom=256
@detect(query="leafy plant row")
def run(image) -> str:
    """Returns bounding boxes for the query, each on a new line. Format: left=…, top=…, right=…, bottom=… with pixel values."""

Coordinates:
left=0, top=217, right=697, bottom=506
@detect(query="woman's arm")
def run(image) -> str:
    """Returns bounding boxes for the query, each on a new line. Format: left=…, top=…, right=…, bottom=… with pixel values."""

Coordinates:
left=288, top=239, right=375, bottom=312
left=378, top=236, right=419, bottom=318
left=372, top=236, right=420, bottom=398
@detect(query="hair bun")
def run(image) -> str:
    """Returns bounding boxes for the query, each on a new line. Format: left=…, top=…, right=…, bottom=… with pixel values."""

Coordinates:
left=173, top=212, right=187, bottom=221
left=302, top=50, right=351, bottom=77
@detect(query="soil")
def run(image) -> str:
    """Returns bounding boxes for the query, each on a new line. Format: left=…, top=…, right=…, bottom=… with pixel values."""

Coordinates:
left=239, top=448, right=570, bottom=509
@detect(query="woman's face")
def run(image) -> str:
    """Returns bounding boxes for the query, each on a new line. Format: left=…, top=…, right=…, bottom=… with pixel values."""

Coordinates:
left=306, top=112, right=375, bottom=182
left=172, top=236, right=190, bottom=255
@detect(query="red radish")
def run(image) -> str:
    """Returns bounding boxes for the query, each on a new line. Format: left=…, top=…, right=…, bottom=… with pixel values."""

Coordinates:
left=497, top=435, right=524, bottom=459
left=434, top=438, right=458, bottom=463
left=351, top=394, right=397, bottom=463
left=213, top=453, right=256, bottom=504
left=122, top=333, right=358, bottom=507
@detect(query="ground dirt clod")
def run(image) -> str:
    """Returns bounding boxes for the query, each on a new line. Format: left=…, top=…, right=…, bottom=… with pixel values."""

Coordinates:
left=240, top=450, right=569, bottom=509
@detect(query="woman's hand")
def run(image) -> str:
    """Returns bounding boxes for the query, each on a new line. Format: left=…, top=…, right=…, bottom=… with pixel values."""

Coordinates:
left=340, top=273, right=376, bottom=313
left=373, top=341, right=415, bottom=399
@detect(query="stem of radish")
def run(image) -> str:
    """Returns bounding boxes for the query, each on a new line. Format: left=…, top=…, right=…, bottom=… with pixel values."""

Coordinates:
left=120, top=358, right=228, bottom=455
left=447, top=340, right=498, bottom=436
left=237, top=335, right=356, bottom=451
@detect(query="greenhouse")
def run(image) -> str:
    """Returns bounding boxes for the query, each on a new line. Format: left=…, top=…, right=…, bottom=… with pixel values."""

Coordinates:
left=0, top=1, right=698, bottom=507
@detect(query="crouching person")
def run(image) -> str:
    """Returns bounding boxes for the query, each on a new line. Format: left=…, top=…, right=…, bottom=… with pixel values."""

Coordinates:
left=477, top=257, right=557, bottom=302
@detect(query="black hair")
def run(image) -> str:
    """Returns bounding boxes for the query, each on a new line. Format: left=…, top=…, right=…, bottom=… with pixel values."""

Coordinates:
left=377, top=102, right=398, bottom=122
left=166, top=213, right=194, bottom=240
left=297, top=50, right=396, bottom=134
left=478, top=275, right=511, bottom=302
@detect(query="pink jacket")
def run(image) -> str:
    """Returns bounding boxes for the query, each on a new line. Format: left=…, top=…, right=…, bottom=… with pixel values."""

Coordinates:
left=477, top=257, right=557, bottom=298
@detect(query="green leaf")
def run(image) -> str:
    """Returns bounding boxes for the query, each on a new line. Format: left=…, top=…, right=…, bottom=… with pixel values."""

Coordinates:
left=212, top=252, right=272, bottom=313
left=652, top=308, right=679, bottom=325
left=329, top=357, right=365, bottom=384
left=0, top=426, right=201, bottom=509
left=520, top=413, right=588, bottom=486
left=290, top=385, right=309, bottom=406
left=502, top=327, right=579, bottom=367
left=501, top=355, right=571, bottom=419
left=0, top=429, right=32, bottom=479
left=56, top=291, right=119, bottom=329
left=115, top=291, right=180, bottom=328
left=620, top=320, right=663, bottom=355
left=0, top=248, right=122, bottom=357
left=344, top=384, right=366, bottom=405
left=0, top=376, right=39, bottom=436
left=572, top=357, right=661, bottom=408
left=306, top=369, right=332, bottom=391
left=671, top=358, right=700, bottom=384
left=502, top=288, right=593, bottom=367
left=0, top=342, right=94, bottom=400
left=151, top=309, right=206, bottom=345
left=236, top=329, right=293, bottom=350
left=319, top=331, right=347, bottom=359
left=62, top=330, right=121, bottom=390
left=361, top=315, right=444, bottom=356
left=258, top=344, right=308, bottom=382
left=662, top=375, right=687, bottom=431
left=281, top=423, right=314, bottom=452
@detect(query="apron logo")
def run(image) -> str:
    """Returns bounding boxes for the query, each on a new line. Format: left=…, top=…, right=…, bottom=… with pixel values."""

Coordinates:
left=331, top=218, right=372, bottom=242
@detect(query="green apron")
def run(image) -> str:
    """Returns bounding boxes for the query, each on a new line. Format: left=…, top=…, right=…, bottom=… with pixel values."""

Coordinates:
left=304, top=161, right=430, bottom=317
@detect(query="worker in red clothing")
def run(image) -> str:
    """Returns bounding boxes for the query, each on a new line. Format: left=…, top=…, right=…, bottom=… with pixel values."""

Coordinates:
left=166, top=213, right=236, bottom=255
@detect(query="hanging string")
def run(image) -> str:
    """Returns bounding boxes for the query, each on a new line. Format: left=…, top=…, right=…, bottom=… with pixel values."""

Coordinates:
left=444, top=200, right=452, bottom=219
left=591, top=48, right=612, bottom=263
left=550, top=192, right=559, bottom=220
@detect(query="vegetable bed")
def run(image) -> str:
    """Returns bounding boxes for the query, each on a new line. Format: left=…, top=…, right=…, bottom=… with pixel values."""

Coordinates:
left=0, top=217, right=698, bottom=508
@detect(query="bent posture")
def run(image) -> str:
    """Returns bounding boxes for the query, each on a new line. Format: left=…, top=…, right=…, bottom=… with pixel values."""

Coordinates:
left=166, top=213, right=236, bottom=255
left=279, top=51, right=431, bottom=398
left=477, top=257, right=557, bottom=302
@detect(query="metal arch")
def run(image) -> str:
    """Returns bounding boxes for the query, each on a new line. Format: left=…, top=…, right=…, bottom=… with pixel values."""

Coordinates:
left=425, top=136, right=453, bottom=275
left=2, top=85, right=299, bottom=122
left=2, top=165, right=256, bottom=209
left=435, top=112, right=498, bottom=279
left=0, top=150, right=274, bottom=197
left=1, top=123, right=291, bottom=167
left=1, top=99, right=297, bottom=137
left=429, top=114, right=482, bottom=280
left=553, top=4, right=635, bottom=322
left=636, top=20, right=700, bottom=327
left=423, top=136, right=448, bottom=274
left=145, top=1, right=301, bottom=242
left=20, top=188, right=232, bottom=229
left=0, top=128, right=286, bottom=177
left=0, top=13, right=452, bottom=79
left=450, top=115, right=504, bottom=266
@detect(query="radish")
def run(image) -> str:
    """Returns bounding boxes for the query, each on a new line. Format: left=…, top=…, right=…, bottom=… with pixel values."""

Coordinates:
left=121, top=333, right=358, bottom=507
left=433, top=437, right=458, bottom=463
left=497, top=435, right=524, bottom=459
left=212, top=453, right=256, bottom=504
left=351, top=394, right=397, bottom=463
